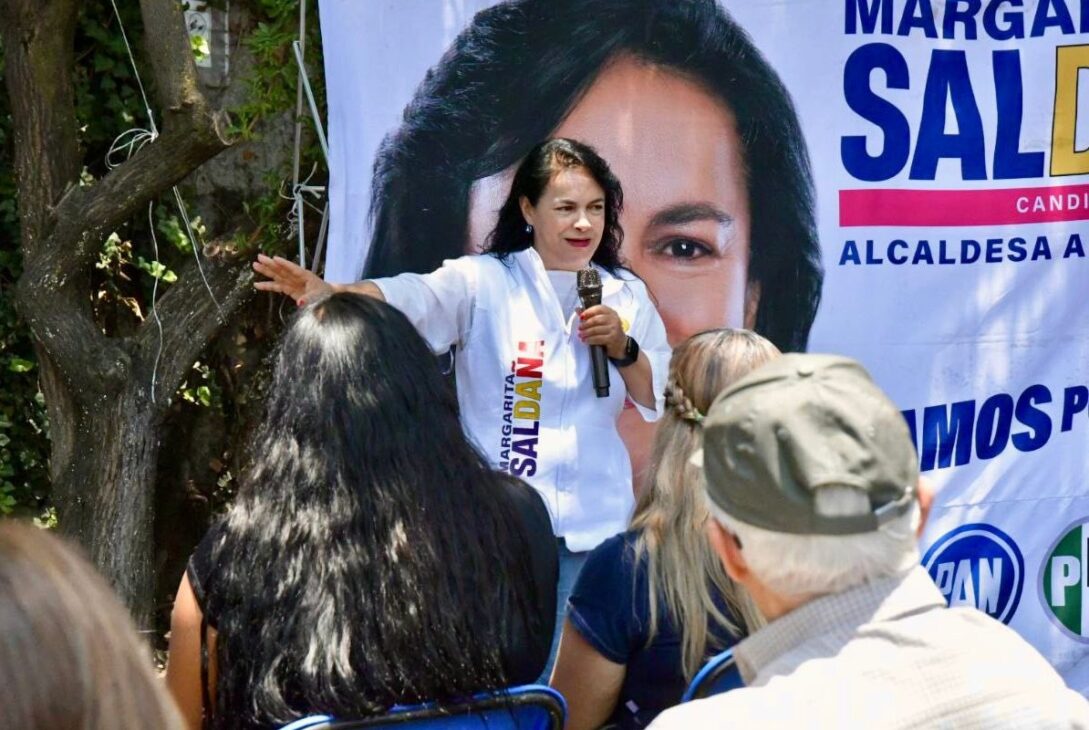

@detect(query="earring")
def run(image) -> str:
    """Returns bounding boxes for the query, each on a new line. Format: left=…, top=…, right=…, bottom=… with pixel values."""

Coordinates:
left=525, top=224, right=533, bottom=234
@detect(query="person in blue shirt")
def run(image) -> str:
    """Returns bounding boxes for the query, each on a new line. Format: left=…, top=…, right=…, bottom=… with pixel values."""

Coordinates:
left=550, top=329, right=779, bottom=729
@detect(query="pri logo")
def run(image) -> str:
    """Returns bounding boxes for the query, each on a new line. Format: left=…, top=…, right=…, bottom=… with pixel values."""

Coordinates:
left=922, top=523, right=1024, bottom=624
left=1041, top=520, right=1089, bottom=641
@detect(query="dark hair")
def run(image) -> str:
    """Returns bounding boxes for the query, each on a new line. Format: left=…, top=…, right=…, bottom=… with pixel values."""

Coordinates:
left=205, top=293, right=542, bottom=727
left=365, top=0, right=822, bottom=351
left=0, top=522, right=184, bottom=730
left=484, top=137, right=625, bottom=271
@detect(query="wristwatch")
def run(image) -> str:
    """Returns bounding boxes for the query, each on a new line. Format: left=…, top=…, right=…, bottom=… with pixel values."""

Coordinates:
left=610, top=336, right=640, bottom=368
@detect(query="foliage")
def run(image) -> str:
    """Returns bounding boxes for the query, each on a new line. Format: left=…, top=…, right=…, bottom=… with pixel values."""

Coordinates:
left=0, top=0, right=327, bottom=520
left=230, top=0, right=326, bottom=257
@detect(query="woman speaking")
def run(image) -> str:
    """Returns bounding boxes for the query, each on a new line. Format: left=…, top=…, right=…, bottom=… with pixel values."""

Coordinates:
left=254, top=138, right=670, bottom=659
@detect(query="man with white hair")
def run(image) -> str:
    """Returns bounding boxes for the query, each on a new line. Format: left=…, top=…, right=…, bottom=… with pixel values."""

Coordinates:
left=651, top=354, right=1089, bottom=729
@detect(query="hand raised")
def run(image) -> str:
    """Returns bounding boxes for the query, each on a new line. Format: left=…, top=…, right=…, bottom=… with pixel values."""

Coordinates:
left=253, top=254, right=332, bottom=305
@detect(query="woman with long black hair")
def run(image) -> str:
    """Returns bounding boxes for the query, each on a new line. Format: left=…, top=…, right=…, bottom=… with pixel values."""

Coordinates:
left=165, top=293, right=556, bottom=729
left=255, top=138, right=671, bottom=669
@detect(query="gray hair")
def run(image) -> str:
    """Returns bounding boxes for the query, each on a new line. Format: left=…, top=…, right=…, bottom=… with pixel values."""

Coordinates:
left=709, top=486, right=920, bottom=598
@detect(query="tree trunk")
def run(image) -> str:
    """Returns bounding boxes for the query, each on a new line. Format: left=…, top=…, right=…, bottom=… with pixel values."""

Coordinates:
left=50, top=383, right=160, bottom=627
left=2, top=0, right=246, bottom=619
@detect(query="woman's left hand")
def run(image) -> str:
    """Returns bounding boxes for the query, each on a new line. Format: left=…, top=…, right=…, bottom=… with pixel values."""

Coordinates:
left=578, top=305, right=626, bottom=359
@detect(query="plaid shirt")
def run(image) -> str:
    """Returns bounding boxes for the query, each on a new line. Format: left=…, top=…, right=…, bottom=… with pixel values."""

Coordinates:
left=652, top=566, right=1089, bottom=729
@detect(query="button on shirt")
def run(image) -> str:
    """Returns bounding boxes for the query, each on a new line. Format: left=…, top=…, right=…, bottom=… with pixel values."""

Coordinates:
left=651, top=566, right=1089, bottom=729
left=373, top=249, right=669, bottom=552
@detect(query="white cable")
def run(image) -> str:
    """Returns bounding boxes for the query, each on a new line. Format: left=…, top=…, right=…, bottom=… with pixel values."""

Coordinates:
left=146, top=203, right=165, bottom=402
left=109, top=0, right=158, bottom=138
left=172, top=186, right=224, bottom=320
left=106, top=0, right=228, bottom=402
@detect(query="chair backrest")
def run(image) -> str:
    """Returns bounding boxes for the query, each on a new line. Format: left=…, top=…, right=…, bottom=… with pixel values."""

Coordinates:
left=279, top=684, right=566, bottom=730
left=681, top=649, right=744, bottom=702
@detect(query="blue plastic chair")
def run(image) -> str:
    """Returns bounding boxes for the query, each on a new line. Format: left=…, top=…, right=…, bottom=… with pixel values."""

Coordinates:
left=681, top=648, right=744, bottom=702
left=279, top=684, right=566, bottom=730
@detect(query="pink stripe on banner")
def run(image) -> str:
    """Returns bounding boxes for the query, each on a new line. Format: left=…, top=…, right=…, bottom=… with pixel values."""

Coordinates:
left=839, top=184, right=1089, bottom=227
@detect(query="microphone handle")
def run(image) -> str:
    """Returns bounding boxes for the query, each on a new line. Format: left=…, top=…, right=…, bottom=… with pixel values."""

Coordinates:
left=590, top=343, right=610, bottom=398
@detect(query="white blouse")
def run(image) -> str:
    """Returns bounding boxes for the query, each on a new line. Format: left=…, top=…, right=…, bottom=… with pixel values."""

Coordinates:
left=374, top=248, right=670, bottom=551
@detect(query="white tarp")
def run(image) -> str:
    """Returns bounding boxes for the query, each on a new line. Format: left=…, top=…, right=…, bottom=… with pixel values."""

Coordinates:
left=319, top=0, right=1089, bottom=685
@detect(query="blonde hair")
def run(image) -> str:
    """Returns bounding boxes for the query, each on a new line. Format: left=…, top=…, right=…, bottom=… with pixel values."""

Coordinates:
left=630, top=329, right=779, bottom=679
left=0, top=522, right=184, bottom=730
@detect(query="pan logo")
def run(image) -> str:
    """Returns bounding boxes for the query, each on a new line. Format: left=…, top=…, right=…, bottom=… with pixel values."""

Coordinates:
left=922, top=523, right=1024, bottom=624
left=1041, top=520, right=1089, bottom=641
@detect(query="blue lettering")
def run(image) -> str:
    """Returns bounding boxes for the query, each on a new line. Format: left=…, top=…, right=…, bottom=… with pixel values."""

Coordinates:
left=911, top=50, right=986, bottom=180
left=1064, top=233, right=1085, bottom=258
left=961, top=239, right=981, bottom=263
left=938, top=240, right=955, bottom=264
left=986, top=238, right=1004, bottom=262
left=913, top=239, right=934, bottom=264
left=510, top=457, right=536, bottom=478
left=975, top=393, right=1013, bottom=460
left=993, top=51, right=1045, bottom=179
left=1061, top=385, right=1089, bottom=432
left=841, top=240, right=863, bottom=265
left=1031, top=0, right=1076, bottom=36
left=889, top=239, right=909, bottom=264
left=1007, top=236, right=1027, bottom=261
left=944, top=0, right=982, bottom=38
left=842, top=44, right=911, bottom=181
left=984, top=0, right=1025, bottom=40
left=846, top=0, right=893, bottom=33
left=866, top=240, right=884, bottom=264
left=1031, top=236, right=1052, bottom=260
left=1012, top=385, right=1052, bottom=452
left=898, top=0, right=938, bottom=37
left=921, top=400, right=976, bottom=471
left=512, top=438, right=538, bottom=459
left=512, top=422, right=540, bottom=436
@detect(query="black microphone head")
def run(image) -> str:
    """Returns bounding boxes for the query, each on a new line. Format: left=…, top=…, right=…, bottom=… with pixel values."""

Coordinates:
left=577, top=267, right=602, bottom=307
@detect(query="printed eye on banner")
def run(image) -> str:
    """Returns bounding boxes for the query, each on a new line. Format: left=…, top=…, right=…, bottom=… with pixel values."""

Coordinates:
left=922, top=523, right=1025, bottom=625
left=1040, top=518, right=1089, bottom=643
left=839, top=0, right=1089, bottom=231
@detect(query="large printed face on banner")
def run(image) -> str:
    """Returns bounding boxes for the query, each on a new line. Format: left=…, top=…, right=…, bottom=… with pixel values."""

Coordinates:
left=465, top=56, right=757, bottom=476
left=469, top=56, right=754, bottom=344
left=341, top=0, right=821, bottom=380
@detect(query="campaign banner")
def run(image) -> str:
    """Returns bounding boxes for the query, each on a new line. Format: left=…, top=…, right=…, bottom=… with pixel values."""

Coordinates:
left=318, top=0, right=1089, bottom=685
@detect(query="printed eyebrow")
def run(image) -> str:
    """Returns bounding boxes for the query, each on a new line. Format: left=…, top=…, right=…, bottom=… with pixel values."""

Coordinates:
left=554, top=197, right=605, bottom=205
left=647, top=202, right=733, bottom=228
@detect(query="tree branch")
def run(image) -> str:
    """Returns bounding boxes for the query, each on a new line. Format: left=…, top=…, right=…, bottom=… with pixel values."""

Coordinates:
left=134, top=242, right=254, bottom=408
left=0, top=0, right=81, bottom=251
left=138, top=0, right=207, bottom=115
left=14, top=0, right=236, bottom=387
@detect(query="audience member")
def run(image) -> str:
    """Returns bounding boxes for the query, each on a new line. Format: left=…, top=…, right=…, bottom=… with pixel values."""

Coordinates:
left=652, top=354, right=1089, bottom=728
left=551, top=330, right=774, bottom=729
left=165, top=293, right=557, bottom=729
left=0, top=521, right=184, bottom=729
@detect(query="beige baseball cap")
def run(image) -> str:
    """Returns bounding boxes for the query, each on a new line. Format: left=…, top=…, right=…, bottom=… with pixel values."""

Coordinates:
left=696, top=353, right=918, bottom=535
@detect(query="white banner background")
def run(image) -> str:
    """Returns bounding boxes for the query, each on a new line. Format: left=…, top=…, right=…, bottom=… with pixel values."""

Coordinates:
left=319, top=0, right=1089, bottom=687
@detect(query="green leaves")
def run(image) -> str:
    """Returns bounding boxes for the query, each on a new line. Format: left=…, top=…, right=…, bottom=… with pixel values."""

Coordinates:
left=6, top=357, right=33, bottom=373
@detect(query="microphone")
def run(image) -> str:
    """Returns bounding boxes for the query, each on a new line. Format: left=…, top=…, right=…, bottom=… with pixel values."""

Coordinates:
left=577, top=268, right=609, bottom=398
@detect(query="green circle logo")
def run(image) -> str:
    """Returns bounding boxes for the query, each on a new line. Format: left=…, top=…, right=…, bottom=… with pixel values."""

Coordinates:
left=1041, top=519, right=1089, bottom=641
